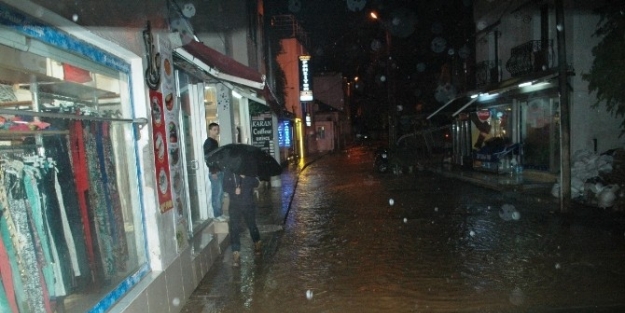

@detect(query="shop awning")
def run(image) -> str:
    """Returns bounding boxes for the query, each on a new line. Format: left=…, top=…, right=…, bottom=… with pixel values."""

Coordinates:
left=175, top=40, right=266, bottom=90
left=427, top=96, right=465, bottom=120
left=427, top=69, right=563, bottom=120
left=225, top=82, right=284, bottom=116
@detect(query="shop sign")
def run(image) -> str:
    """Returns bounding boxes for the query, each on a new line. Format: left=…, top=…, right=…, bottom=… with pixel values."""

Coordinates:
left=477, top=109, right=491, bottom=121
left=278, top=120, right=292, bottom=148
left=251, top=114, right=273, bottom=155
left=299, top=55, right=313, bottom=101
left=150, top=89, right=173, bottom=213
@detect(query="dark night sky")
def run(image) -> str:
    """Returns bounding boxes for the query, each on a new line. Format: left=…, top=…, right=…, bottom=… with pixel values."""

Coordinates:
left=264, top=0, right=474, bottom=126
left=272, top=0, right=475, bottom=76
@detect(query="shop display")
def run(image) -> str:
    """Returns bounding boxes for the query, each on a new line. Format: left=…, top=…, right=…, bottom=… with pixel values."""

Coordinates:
left=0, top=34, right=143, bottom=312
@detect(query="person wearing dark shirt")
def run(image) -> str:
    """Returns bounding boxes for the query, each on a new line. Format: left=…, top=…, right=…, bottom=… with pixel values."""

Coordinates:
left=203, top=123, right=226, bottom=221
left=223, top=168, right=261, bottom=267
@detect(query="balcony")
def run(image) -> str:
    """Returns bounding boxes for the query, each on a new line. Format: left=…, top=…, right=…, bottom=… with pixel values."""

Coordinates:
left=475, top=60, right=501, bottom=87
left=271, top=15, right=309, bottom=47
left=505, top=40, right=554, bottom=77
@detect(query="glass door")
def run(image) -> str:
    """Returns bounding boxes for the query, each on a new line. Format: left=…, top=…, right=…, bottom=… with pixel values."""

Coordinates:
left=176, top=71, right=210, bottom=231
left=520, top=96, right=560, bottom=172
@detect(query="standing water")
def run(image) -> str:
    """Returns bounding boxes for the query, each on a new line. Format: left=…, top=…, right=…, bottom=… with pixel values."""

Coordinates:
left=182, top=146, right=625, bottom=313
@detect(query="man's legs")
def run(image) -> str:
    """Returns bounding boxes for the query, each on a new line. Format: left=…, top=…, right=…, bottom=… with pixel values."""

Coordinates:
left=242, top=204, right=261, bottom=253
left=209, top=171, right=224, bottom=218
left=228, top=204, right=242, bottom=266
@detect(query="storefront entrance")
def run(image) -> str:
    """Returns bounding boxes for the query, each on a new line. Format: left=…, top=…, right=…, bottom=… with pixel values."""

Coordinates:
left=520, top=97, right=560, bottom=172
left=176, top=71, right=210, bottom=229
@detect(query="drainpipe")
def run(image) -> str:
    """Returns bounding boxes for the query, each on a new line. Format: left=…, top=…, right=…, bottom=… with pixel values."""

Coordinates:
left=556, top=0, right=571, bottom=213
left=494, top=30, right=499, bottom=82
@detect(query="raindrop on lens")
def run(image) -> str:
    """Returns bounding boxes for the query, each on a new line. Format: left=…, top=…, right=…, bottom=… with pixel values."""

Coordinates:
left=557, top=24, right=563, bottom=31
left=469, top=230, right=475, bottom=237
left=434, top=207, right=438, bottom=212
left=555, top=263, right=561, bottom=269
left=72, top=14, right=78, bottom=22
left=172, top=297, right=180, bottom=306
left=511, top=211, right=521, bottom=220
left=403, top=218, right=408, bottom=223
left=389, top=198, right=395, bottom=206
left=306, top=289, right=313, bottom=300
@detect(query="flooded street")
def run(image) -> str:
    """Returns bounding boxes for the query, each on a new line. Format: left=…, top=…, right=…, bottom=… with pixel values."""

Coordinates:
left=182, top=145, right=625, bottom=312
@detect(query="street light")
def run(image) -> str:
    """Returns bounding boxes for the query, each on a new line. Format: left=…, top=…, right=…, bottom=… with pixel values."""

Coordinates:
left=370, top=11, right=397, bottom=146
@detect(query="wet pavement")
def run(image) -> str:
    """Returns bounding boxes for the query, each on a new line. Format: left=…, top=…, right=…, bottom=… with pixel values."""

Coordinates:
left=180, top=144, right=625, bottom=313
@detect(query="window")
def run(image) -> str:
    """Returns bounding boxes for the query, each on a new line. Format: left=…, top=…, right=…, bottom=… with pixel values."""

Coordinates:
left=317, top=126, right=326, bottom=139
left=0, top=33, right=146, bottom=312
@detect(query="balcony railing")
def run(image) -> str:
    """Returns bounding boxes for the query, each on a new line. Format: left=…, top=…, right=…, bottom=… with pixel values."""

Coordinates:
left=475, top=60, right=501, bottom=87
left=505, top=40, right=554, bottom=77
left=271, top=15, right=309, bottom=47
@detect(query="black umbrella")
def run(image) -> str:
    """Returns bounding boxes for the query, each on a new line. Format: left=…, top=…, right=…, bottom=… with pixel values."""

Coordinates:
left=205, top=143, right=282, bottom=177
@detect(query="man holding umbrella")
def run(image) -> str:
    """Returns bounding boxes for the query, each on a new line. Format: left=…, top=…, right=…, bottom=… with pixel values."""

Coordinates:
left=205, top=143, right=282, bottom=267
left=223, top=169, right=262, bottom=267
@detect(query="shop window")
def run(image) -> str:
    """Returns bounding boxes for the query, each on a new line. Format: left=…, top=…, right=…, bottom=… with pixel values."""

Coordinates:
left=522, top=97, right=559, bottom=171
left=317, top=126, right=326, bottom=139
left=0, top=36, right=146, bottom=312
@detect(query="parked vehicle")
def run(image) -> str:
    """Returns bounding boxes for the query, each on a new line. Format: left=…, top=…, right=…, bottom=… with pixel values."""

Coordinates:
left=373, top=123, right=452, bottom=174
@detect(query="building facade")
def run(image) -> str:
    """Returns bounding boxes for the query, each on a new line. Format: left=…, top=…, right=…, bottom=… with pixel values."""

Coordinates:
left=0, top=0, right=277, bottom=312
left=433, top=0, right=623, bottom=180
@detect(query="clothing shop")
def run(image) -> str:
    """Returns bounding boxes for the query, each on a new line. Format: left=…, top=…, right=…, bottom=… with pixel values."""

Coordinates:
left=0, top=2, right=150, bottom=312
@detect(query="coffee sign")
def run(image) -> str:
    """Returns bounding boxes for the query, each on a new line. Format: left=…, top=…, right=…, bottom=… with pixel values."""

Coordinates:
left=251, top=114, right=273, bottom=154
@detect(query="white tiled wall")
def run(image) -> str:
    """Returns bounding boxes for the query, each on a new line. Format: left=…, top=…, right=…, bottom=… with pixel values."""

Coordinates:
left=110, top=223, right=227, bottom=313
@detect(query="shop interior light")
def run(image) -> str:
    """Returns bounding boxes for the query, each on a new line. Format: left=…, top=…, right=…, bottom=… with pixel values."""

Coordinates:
left=532, top=81, right=550, bottom=87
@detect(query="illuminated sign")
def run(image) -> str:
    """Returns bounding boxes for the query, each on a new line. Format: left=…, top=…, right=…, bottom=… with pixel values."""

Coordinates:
left=299, top=55, right=313, bottom=101
left=251, top=114, right=273, bottom=154
left=278, top=120, right=292, bottom=147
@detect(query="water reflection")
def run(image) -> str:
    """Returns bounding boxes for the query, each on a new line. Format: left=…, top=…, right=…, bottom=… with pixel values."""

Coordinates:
left=183, top=146, right=625, bottom=313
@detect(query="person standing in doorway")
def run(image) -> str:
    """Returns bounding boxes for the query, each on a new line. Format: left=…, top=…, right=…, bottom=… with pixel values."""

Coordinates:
left=222, top=169, right=262, bottom=267
left=203, top=122, right=226, bottom=222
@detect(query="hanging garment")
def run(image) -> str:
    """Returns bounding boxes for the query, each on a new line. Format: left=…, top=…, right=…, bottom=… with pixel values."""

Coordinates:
left=99, top=122, right=128, bottom=272
left=23, top=165, right=55, bottom=301
left=38, top=164, right=71, bottom=296
left=51, top=167, right=80, bottom=276
left=0, top=168, right=25, bottom=312
left=84, top=121, right=113, bottom=281
left=69, top=120, right=97, bottom=282
left=4, top=161, right=47, bottom=313
left=0, top=218, right=18, bottom=313
left=52, top=133, right=90, bottom=288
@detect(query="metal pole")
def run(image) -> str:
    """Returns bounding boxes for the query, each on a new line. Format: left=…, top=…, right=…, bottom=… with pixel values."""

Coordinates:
left=386, top=29, right=396, bottom=147
left=556, top=0, right=571, bottom=213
